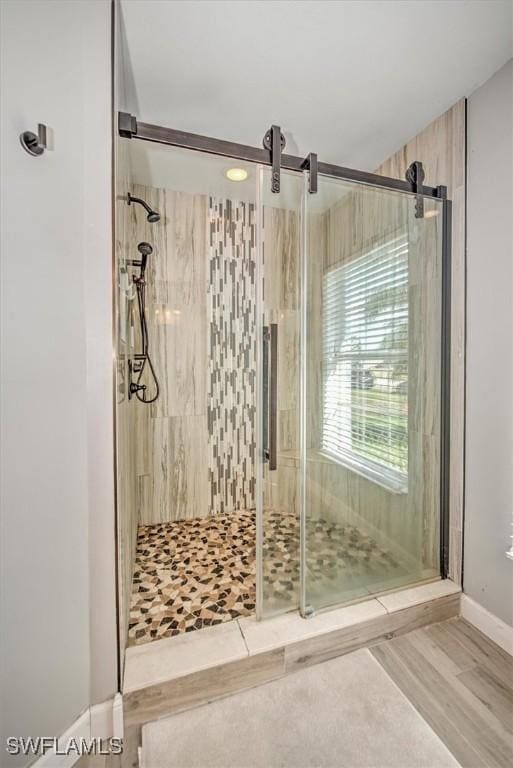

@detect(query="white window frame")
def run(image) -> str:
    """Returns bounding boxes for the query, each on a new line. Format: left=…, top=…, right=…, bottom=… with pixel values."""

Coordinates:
left=320, top=233, right=409, bottom=494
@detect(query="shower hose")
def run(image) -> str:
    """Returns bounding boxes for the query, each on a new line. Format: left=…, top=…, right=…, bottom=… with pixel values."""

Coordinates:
left=134, top=276, right=160, bottom=404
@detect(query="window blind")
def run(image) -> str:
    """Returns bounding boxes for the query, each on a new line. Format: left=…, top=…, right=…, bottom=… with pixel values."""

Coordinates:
left=321, top=233, right=409, bottom=490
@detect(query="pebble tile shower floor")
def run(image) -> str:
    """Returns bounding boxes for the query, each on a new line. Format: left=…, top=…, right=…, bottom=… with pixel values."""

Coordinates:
left=128, top=510, right=403, bottom=646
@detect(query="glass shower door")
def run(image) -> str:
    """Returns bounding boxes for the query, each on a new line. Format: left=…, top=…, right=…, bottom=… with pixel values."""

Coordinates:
left=256, top=167, right=304, bottom=618
left=301, top=175, right=444, bottom=614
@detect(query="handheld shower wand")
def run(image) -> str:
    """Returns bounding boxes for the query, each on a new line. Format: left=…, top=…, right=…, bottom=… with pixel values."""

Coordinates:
left=129, top=242, right=160, bottom=404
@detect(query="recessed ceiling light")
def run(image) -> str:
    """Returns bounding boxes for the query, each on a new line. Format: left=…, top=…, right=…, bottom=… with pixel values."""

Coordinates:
left=226, top=167, right=248, bottom=182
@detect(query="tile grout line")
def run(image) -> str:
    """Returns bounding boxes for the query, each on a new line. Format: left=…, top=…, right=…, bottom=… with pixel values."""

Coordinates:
left=236, top=618, right=251, bottom=656
left=375, top=595, right=391, bottom=613
left=375, top=581, right=462, bottom=616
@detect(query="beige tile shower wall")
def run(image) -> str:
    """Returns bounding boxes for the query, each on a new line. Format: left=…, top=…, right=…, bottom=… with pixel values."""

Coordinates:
left=126, top=190, right=300, bottom=527
left=375, top=99, right=465, bottom=582
left=130, top=184, right=209, bottom=524
left=308, top=190, right=437, bottom=568
left=131, top=187, right=258, bottom=523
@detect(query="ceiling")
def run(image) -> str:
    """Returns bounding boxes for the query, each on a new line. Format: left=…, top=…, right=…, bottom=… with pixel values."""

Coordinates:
left=119, top=0, right=512, bottom=172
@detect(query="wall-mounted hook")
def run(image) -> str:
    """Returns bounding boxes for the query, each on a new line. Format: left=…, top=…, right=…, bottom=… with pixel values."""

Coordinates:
left=20, top=123, right=50, bottom=156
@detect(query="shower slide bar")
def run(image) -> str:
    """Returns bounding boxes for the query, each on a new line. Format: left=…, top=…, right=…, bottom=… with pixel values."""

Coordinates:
left=118, top=110, right=452, bottom=579
left=118, top=112, right=447, bottom=202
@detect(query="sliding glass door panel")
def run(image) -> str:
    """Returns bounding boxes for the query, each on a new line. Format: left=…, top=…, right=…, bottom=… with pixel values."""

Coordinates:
left=301, top=177, right=443, bottom=614
left=256, top=167, right=304, bottom=618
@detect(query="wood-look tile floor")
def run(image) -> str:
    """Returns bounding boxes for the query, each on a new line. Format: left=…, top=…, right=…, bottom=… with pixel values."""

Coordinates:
left=134, top=617, right=510, bottom=768
left=371, top=617, right=513, bottom=768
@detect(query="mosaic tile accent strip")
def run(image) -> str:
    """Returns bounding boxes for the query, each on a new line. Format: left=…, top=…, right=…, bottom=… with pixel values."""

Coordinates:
left=128, top=510, right=403, bottom=646
left=207, top=198, right=256, bottom=514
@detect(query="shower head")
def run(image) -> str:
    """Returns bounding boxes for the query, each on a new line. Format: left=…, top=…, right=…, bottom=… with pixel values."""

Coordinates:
left=138, top=242, right=153, bottom=256
left=127, top=192, right=161, bottom=223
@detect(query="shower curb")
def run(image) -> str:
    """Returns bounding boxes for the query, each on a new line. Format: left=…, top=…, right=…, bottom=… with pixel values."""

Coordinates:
left=121, top=586, right=461, bottom=767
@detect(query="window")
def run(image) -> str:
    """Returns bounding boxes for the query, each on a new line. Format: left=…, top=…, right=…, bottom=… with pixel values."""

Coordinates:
left=321, top=233, right=409, bottom=492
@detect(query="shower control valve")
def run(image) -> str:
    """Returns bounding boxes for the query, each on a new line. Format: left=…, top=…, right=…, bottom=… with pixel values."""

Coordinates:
left=130, top=358, right=145, bottom=374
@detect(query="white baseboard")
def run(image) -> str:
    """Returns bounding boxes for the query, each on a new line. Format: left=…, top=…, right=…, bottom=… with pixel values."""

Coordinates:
left=112, top=692, right=124, bottom=739
left=90, top=698, right=114, bottom=740
left=461, top=594, right=513, bottom=656
left=32, top=709, right=91, bottom=768
left=32, top=695, right=121, bottom=767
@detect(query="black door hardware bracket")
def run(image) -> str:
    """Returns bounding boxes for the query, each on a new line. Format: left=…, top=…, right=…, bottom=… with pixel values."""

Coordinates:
left=119, top=112, right=137, bottom=138
left=405, top=161, right=425, bottom=218
left=303, top=152, right=318, bottom=194
left=263, top=125, right=286, bottom=193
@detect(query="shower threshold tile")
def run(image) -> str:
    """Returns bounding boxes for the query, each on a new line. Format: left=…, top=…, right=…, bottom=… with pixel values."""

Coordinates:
left=124, top=620, right=248, bottom=693
left=238, top=599, right=387, bottom=655
left=376, top=579, right=461, bottom=614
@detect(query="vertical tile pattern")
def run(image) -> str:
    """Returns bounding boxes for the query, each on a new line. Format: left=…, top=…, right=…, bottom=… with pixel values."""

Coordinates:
left=207, top=198, right=256, bottom=514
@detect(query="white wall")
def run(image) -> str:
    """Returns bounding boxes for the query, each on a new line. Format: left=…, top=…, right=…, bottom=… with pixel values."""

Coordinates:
left=84, top=0, right=119, bottom=710
left=0, top=2, right=116, bottom=764
left=465, top=59, right=513, bottom=627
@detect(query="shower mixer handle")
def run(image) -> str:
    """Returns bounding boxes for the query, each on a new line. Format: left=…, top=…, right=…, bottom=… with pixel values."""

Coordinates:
left=129, top=382, right=147, bottom=398
left=128, top=359, right=146, bottom=400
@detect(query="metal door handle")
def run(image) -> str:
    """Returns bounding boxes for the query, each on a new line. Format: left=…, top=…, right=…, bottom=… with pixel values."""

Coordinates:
left=263, top=323, right=278, bottom=470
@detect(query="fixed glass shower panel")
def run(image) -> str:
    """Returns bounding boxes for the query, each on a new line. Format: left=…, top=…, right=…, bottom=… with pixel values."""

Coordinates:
left=116, top=140, right=266, bottom=645
left=301, top=176, right=443, bottom=614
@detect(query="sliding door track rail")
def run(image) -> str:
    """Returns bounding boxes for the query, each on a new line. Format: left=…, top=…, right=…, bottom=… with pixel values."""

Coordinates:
left=118, top=111, right=447, bottom=200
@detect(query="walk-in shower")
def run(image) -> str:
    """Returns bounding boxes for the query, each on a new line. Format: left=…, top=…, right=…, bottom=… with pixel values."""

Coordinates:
left=114, top=114, right=451, bottom=653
